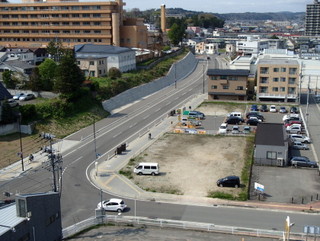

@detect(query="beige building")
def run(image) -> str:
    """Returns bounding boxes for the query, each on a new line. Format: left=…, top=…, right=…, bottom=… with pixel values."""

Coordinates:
left=0, top=0, right=148, bottom=49
left=207, top=69, right=250, bottom=101
left=256, top=59, right=299, bottom=102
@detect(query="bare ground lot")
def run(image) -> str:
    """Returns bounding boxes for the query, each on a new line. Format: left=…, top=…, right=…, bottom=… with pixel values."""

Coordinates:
left=123, top=133, right=249, bottom=198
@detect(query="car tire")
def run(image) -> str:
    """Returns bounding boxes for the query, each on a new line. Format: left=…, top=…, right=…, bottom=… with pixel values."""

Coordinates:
left=235, top=184, right=239, bottom=188
left=310, top=165, right=314, bottom=168
left=138, top=172, right=142, bottom=175
left=151, top=172, right=155, bottom=176
left=117, top=209, right=122, bottom=213
left=219, top=184, right=223, bottom=187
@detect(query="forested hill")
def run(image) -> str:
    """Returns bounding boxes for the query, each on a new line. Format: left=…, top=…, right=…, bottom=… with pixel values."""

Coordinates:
left=166, top=8, right=305, bottom=21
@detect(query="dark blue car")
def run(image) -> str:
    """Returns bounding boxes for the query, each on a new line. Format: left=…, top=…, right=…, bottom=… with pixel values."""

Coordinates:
left=250, top=104, right=258, bottom=111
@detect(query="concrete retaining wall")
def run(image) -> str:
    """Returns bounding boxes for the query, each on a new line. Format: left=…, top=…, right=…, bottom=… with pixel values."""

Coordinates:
left=0, top=122, right=34, bottom=135
left=102, top=52, right=198, bottom=114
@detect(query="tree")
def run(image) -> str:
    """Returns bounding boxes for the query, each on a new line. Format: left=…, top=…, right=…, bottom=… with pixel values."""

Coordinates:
left=168, top=23, right=185, bottom=46
left=54, top=50, right=85, bottom=95
left=108, top=67, right=122, bottom=79
left=38, top=58, right=57, bottom=91
left=47, top=39, right=64, bottom=62
left=2, top=70, right=16, bottom=89
left=0, top=101, right=15, bottom=124
left=28, top=67, right=42, bottom=91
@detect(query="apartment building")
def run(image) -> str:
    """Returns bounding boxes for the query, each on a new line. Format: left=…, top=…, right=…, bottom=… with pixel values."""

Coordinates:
left=0, top=0, right=148, bottom=49
left=207, top=69, right=250, bottom=101
left=305, top=0, right=320, bottom=36
left=256, top=59, right=300, bottom=102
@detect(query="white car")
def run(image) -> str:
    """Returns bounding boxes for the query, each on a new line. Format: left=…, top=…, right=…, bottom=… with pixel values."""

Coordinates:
left=218, top=123, right=228, bottom=134
left=286, top=125, right=301, bottom=134
left=282, top=114, right=300, bottom=122
left=248, top=116, right=262, bottom=122
left=290, top=134, right=311, bottom=143
left=232, top=125, right=240, bottom=134
left=13, top=93, right=25, bottom=100
left=269, top=105, right=277, bottom=112
left=97, top=198, right=127, bottom=212
left=19, top=93, right=35, bottom=101
left=7, top=99, right=19, bottom=107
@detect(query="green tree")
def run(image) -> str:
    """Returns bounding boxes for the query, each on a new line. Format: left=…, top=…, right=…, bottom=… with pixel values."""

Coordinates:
left=108, top=67, right=122, bottom=79
left=0, top=101, right=15, bottom=124
left=47, top=39, right=64, bottom=62
left=168, top=23, right=185, bottom=46
left=28, top=67, right=42, bottom=91
left=54, top=50, right=85, bottom=95
left=2, top=70, right=16, bottom=89
left=38, top=58, right=57, bottom=91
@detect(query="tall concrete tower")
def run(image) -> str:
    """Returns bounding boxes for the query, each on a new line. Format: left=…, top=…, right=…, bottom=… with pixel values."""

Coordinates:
left=161, top=4, right=166, bottom=33
left=305, top=0, right=320, bottom=36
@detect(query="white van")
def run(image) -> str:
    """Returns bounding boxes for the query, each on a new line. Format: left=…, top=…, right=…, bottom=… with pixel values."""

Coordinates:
left=227, top=112, right=242, bottom=118
left=134, top=162, right=159, bottom=176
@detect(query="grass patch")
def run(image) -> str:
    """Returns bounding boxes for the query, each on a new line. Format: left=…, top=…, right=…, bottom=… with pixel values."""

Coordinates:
left=207, top=192, right=236, bottom=200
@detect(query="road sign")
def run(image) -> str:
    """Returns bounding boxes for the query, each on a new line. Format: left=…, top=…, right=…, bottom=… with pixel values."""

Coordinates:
left=304, top=225, right=320, bottom=234
left=254, top=182, right=265, bottom=192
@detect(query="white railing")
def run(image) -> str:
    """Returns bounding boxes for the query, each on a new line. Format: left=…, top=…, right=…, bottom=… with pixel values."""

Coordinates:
left=62, top=215, right=306, bottom=240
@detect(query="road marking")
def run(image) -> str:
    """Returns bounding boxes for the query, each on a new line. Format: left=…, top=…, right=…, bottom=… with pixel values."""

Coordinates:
left=103, top=174, right=116, bottom=188
left=62, top=156, right=82, bottom=175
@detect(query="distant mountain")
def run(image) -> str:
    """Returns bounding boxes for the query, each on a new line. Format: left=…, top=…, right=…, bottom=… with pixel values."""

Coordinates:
left=166, top=8, right=305, bottom=21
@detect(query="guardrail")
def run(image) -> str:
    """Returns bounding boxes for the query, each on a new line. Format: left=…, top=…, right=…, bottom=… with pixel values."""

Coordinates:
left=62, top=215, right=307, bottom=240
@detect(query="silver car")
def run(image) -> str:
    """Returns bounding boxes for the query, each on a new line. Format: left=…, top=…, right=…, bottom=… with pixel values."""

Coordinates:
left=292, top=141, right=309, bottom=150
left=290, top=134, right=311, bottom=143
left=97, top=198, right=127, bottom=212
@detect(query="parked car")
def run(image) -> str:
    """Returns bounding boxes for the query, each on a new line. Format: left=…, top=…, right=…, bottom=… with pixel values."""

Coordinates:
left=250, top=104, right=258, bottom=111
left=7, top=99, right=19, bottom=107
left=260, top=104, right=268, bottom=112
left=225, top=116, right=244, bottom=125
left=218, top=123, right=228, bottom=134
left=243, top=126, right=251, bottom=134
left=269, top=105, right=277, bottom=112
left=284, top=120, right=302, bottom=127
left=282, top=114, right=300, bottom=122
left=246, top=118, right=260, bottom=126
left=246, top=112, right=264, bottom=121
left=217, top=176, right=240, bottom=188
left=188, top=111, right=205, bottom=120
left=231, top=125, right=240, bottom=134
left=289, top=134, right=311, bottom=143
left=290, top=106, right=299, bottom=114
left=97, top=198, right=127, bottom=212
left=279, top=106, right=287, bottom=113
left=286, top=125, right=301, bottom=134
left=290, top=156, right=317, bottom=168
left=292, top=141, right=309, bottom=150
left=13, top=93, right=25, bottom=100
left=19, top=93, right=35, bottom=101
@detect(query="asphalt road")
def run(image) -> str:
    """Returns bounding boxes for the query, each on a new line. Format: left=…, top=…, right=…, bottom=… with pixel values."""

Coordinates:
left=1, top=55, right=319, bottom=235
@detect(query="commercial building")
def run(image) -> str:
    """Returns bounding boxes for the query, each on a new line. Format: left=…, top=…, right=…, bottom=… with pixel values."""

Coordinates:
left=207, top=69, right=250, bottom=101
left=0, top=0, right=148, bottom=49
left=256, top=59, right=300, bottom=102
left=305, top=0, right=320, bottom=36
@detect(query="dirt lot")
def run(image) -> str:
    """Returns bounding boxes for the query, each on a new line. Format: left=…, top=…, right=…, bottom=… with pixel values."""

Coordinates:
left=129, top=134, right=247, bottom=197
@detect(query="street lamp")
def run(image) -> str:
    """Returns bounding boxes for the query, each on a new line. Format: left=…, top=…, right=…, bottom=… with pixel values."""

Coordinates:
left=17, top=113, right=24, bottom=172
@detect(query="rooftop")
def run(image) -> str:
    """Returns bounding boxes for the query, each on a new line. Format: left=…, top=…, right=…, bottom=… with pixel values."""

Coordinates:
left=207, top=69, right=250, bottom=76
left=255, top=123, right=286, bottom=146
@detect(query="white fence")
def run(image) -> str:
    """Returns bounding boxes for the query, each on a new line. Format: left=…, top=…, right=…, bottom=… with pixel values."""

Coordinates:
left=62, top=215, right=307, bottom=240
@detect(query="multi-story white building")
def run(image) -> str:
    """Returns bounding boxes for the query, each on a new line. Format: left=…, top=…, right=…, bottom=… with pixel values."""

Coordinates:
left=305, top=0, right=320, bottom=36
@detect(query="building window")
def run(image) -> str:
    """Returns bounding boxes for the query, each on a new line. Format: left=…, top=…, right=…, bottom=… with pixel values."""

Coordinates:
left=228, top=76, right=238, bottom=80
left=92, top=6, right=101, bottom=10
left=93, top=13, right=101, bottom=17
left=89, top=61, right=94, bottom=65
left=273, top=78, right=279, bottom=82
left=280, top=77, right=286, bottom=82
left=260, top=77, right=268, bottom=83
left=281, top=67, right=286, bottom=72
left=220, top=75, right=227, bottom=80
left=272, top=87, right=279, bottom=92
left=222, top=85, right=229, bottom=89
left=83, top=22, right=90, bottom=25
left=280, top=87, right=285, bottom=92
left=62, top=14, right=68, bottom=18
left=71, top=6, right=80, bottom=10
left=260, top=86, right=268, bottom=93
left=72, top=14, right=80, bottom=17
left=72, top=22, right=80, bottom=26
left=289, top=68, right=297, bottom=75
left=210, top=76, right=217, bottom=80
left=288, top=78, right=296, bottom=84
left=82, top=6, right=90, bottom=10
left=288, top=87, right=296, bottom=94
left=267, top=151, right=277, bottom=159
left=94, top=22, right=101, bottom=26
left=82, top=13, right=90, bottom=18
left=236, top=86, right=244, bottom=90
left=211, top=85, right=217, bottom=89
left=260, top=67, right=269, bottom=74
left=273, top=68, right=279, bottom=72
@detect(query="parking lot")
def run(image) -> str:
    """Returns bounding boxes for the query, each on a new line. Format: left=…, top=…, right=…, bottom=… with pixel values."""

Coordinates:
left=198, top=104, right=320, bottom=204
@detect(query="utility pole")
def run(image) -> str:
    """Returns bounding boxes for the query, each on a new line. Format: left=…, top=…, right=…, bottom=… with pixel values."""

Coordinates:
left=18, top=114, right=24, bottom=171
left=202, top=63, right=205, bottom=94
left=174, top=63, right=177, bottom=89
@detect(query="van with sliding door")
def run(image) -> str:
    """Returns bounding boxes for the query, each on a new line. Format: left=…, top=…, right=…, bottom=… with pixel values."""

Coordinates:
left=134, top=163, right=159, bottom=176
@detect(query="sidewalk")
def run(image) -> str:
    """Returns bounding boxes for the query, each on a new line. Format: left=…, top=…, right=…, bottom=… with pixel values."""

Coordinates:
left=0, top=139, right=79, bottom=181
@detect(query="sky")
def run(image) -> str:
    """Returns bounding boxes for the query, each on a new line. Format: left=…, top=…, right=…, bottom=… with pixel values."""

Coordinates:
left=124, top=0, right=311, bottom=13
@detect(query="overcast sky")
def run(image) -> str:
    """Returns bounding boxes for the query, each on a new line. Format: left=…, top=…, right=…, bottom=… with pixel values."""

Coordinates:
left=124, top=0, right=311, bottom=13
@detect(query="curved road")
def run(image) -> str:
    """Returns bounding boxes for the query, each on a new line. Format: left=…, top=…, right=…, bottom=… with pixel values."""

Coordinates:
left=1, top=55, right=319, bottom=234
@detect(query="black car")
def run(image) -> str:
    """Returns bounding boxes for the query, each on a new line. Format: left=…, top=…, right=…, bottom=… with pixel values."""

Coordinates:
left=290, top=106, right=298, bottom=114
left=246, top=112, right=264, bottom=121
left=225, top=116, right=244, bottom=124
left=217, top=176, right=240, bottom=188
left=260, top=104, right=268, bottom=112
left=246, top=118, right=260, bottom=126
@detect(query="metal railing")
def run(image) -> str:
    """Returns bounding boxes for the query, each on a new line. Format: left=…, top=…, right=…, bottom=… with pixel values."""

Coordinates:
left=62, top=215, right=307, bottom=240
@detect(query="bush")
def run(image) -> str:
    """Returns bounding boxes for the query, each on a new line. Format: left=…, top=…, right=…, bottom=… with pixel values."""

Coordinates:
left=19, top=104, right=37, bottom=123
